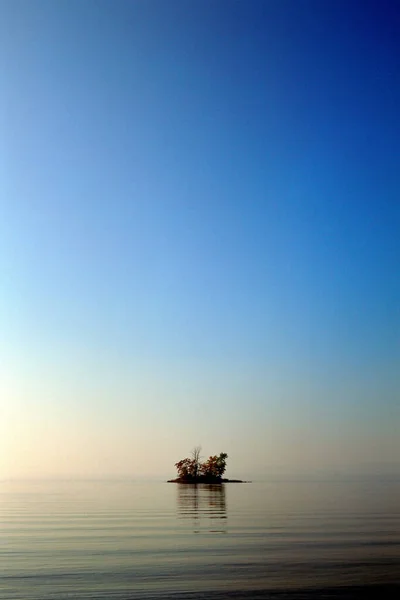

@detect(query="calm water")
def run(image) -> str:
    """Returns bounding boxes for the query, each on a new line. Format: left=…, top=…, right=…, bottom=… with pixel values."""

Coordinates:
left=1, top=480, right=399, bottom=599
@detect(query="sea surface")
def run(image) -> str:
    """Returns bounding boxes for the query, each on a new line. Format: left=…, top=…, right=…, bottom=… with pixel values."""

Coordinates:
left=1, top=479, right=399, bottom=599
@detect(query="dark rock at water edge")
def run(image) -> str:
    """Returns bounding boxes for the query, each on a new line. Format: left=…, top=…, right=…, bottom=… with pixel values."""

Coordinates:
left=167, top=477, right=250, bottom=483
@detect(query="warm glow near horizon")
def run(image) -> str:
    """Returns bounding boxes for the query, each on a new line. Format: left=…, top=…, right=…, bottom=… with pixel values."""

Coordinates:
left=1, top=357, right=397, bottom=480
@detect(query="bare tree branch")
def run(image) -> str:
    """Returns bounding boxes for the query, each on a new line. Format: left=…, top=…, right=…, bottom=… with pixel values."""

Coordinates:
left=191, top=446, right=202, bottom=479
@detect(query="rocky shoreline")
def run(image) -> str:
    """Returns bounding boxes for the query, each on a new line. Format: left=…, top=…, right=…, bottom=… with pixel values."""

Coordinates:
left=167, top=477, right=249, bottom=483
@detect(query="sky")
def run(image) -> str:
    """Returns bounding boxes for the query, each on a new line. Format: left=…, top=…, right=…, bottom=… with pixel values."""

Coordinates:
left=1, top=0, right=399, bottom=480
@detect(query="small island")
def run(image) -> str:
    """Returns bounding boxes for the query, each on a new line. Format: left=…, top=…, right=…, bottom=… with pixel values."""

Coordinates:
left=167, top=447, right=248, bottom=484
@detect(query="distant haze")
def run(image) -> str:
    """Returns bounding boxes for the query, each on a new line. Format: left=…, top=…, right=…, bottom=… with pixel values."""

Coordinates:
left=1, top=1, right=398, bottom=480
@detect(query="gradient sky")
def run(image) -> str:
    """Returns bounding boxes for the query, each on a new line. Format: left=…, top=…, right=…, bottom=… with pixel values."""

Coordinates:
left=1, top=0, right=399, bottom=480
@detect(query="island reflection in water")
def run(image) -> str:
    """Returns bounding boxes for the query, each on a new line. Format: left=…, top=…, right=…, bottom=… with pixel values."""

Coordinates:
left=176, top=484, right=227, bottom=533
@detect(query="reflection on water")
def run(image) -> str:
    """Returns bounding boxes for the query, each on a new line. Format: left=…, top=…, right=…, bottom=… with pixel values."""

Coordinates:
left=2, top=480, right=399, bottom=598
left=177, top=484, right=227, bottom=533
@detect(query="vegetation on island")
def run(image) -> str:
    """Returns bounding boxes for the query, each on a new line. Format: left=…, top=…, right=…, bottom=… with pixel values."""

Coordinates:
left=168, top=446, right=246, bottom=483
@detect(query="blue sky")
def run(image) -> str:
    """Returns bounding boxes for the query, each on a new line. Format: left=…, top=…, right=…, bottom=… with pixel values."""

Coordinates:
left=1, top=0, right=398, bottom=479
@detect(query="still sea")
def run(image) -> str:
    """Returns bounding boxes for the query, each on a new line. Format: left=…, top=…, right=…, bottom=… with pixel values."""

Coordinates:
left=1, top=480, right=399, bottom=599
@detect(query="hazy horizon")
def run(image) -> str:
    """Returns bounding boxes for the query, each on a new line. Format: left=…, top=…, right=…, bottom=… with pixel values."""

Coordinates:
left=1, top=1, right=399, bottom=481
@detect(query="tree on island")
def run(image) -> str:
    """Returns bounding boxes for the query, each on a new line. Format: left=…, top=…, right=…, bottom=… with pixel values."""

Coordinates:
left=171, top=447, right=231, bottom=483
left=201, top=453, right=228, bottom=479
